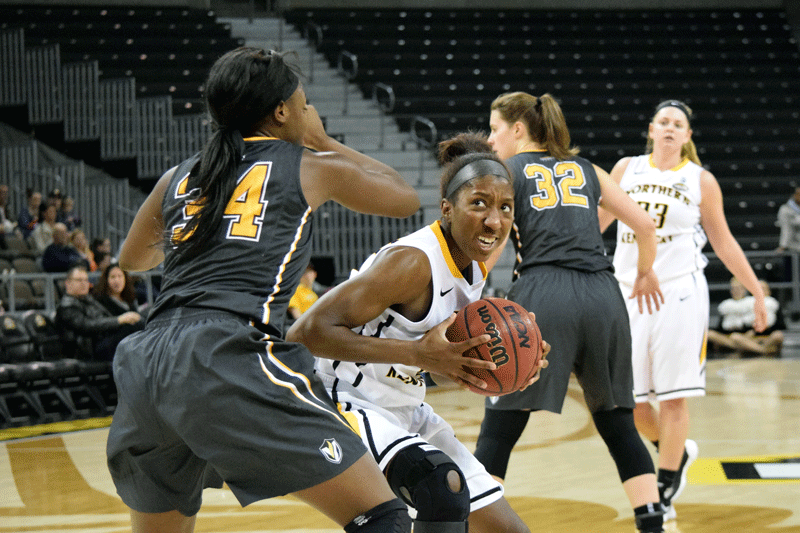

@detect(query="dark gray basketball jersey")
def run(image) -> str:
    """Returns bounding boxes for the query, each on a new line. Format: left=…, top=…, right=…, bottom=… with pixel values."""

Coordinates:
left=150, top=137, right=310, bottom=336
left=507, top=150, right=613, bottom=274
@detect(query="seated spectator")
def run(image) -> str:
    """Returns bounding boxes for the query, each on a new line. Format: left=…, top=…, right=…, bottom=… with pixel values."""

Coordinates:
left=55, top=265, right=143, bottom=362
left=91, top=236, right=113, bottom=262
left=94, top=250, right=112, bottom=274
left=94, top=262, right=148, bottom=319
left=70, top=229, right=97, bottom=271
left=47, top=188, right=64, bottom=212
left=59, top=195, right=82, bottom=231
left=30, top=201, right=59, bottom=254
left=0, top=183, right=16, bottom=234
left=17, top=188, right=42, bottom=239
left=708, top=278, right=785, bottom=357
left=287, top=263, right=319, bottom=320
left=41, top=223, right=89, bottom=273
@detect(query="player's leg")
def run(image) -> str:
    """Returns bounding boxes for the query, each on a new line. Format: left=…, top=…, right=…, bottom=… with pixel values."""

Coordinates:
left=130, top=510, right=196, bottom=533
left=468, top=497, right=530, bottom=533
left=633, top=400, right=660, bottom=443
left=592, top=408, right=664, bottom=533
left=649, top=275, right=707, bottom=520
left=293, top=451, right=411, bottom=531
left=473, top=408, right=531, bottom=481
left=581, top=275, right=663, bottom=532
left=385, top=444, right=471, bottom=532
left=656, top=398, right=689, bottom=470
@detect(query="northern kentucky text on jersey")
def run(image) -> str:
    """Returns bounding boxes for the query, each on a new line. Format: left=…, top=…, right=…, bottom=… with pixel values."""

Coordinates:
left=625, top=183, right=692, bottom=205
left=619, top=233, right=675, bottom=244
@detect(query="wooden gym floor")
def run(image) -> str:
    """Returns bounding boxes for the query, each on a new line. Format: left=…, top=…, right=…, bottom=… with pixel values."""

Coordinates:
left=2, top=353, right=798, bottom=532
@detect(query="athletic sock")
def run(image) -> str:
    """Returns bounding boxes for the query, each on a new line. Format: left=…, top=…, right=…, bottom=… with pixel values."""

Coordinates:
left=634, top=503, right=664, bottom=533
left=657, top=469, right=677, bottom=501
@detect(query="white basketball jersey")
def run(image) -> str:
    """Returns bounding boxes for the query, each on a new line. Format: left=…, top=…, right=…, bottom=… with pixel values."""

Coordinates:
left=315, top=221, right=487, bottom=409
left=613, top=155, right=708, bottom=286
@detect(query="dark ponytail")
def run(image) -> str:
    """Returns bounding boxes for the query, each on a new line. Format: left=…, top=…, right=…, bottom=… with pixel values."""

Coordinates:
left=170, top=47, right=300, bottom=259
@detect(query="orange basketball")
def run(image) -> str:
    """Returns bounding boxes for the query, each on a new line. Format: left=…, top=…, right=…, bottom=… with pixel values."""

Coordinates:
left=446, top=297, right=542, bottom=396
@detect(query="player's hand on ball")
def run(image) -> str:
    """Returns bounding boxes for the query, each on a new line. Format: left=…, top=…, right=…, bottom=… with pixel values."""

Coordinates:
left=518, top=313, right=550, bottom=392
left=415, top=313, right=496, bottom=391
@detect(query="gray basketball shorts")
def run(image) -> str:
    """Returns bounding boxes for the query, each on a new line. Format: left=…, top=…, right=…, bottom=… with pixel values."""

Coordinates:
left=106, top=308, right=368, bottom=516
left=486, top=266, right=635, bottom=414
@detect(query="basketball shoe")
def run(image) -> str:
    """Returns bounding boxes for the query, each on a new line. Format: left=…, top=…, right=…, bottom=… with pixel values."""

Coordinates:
left=660, top=439, right=699, bottom=521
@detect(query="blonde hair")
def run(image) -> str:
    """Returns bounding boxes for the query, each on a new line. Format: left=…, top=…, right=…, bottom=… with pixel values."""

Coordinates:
left=646, top=101, right=702, bottom=166
left=490, top=92, right=579, bottom=161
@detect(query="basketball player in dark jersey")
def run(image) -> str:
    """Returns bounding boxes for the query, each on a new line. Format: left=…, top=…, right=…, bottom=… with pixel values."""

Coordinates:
left=474, top=92, right=667, bottom=533
left=105, top=47, right=419, bottom=533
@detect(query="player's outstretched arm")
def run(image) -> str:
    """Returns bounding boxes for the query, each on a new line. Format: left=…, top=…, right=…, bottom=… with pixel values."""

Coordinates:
left=300, top=104, right=419, bottom=218
left=118, top=167, right=173, bottom=272
left=286, top=246, right=495, bottom=388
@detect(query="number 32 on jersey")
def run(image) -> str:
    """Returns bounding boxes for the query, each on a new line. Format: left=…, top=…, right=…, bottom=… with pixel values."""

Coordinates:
left=524, top=162, right=588, bottom=211
left=171, top=162, right=272, bottom=243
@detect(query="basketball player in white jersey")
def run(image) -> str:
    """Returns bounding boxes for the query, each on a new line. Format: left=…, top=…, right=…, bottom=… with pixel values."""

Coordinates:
left=289, top=132, right=548, bottom=533
left=599, top=100, right=768, bottom=521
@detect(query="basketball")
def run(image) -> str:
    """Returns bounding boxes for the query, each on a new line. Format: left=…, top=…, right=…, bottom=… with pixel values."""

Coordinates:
left=445, top=297, right=543, bottom=396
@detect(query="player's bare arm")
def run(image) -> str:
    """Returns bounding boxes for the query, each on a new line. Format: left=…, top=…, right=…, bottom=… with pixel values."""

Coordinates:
left=118, top=167, right=173, bottom=272
left=597, top=164, right=663, bottom=314
left=287, top=246, right=494, bottom=385
left=699, top=170, right=768, bottom=331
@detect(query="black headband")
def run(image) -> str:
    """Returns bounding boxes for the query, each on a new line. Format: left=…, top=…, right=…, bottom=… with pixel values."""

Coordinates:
left=445, top=159, right=510, bottom=199
left=655, top=100, right=692, bottom=123
left=280, top=71, right=300, bottom=102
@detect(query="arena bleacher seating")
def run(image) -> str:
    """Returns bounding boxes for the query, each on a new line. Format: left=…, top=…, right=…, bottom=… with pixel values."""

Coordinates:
left=285, top=7, right=800, bottom=304
left=2, top=5, right=799, bottom=426
left=0, top=310, right=115, bottom=428
left=0, top=4, right=240, bottom=114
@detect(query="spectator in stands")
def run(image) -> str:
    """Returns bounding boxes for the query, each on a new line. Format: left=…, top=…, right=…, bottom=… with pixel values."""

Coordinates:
left=287, top=262, right=319, bottom=320
left=91, top=237, right=113, bottom=261
left=41, top=223, right=88, bottom=273
left=30, top=201, right=59, bottom=254
left=47, top=188, right=63, bottom=213
left=17, top=188, right=41, bottom=239
left=598, top=99, right=767, bottom=522
left=708, top=278, right=784, bottom=357
left=94, top=250, right=112, bottom=274
left=775, top=186, right=800, bottom=280
left=55, top=264, right=142, bottom=361
left=70, top=229, right=97, bottom=271
left=0, top=183, right=16, bottom=234
left=59, top=195, right=82, bottom=231
left=94, top=262, right=147, bottom=321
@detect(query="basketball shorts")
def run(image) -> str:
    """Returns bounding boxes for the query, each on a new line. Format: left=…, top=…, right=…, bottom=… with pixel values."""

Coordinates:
left=621, top=272, right=708, bottom=402
left=486, top=266, right=635, bottom=414
left=334, top=392, right=504, bottom=513
left=106, top=308, right=368, bottom=516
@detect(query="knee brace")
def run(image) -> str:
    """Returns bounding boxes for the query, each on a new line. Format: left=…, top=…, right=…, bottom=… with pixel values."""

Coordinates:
left=473, top=409, right=530, bottom=480
left=592, top=408, right=655, bottom=482
left=385, top=445, right=470, bottom=524
left=344, top=498, right=411, bottom=533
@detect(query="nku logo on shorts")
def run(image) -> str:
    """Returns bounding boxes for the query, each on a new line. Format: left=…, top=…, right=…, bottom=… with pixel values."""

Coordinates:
left=319, top=438, right=343, bottom=464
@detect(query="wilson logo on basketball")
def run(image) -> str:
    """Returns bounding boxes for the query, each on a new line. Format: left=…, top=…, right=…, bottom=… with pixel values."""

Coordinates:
left=477, top=304, right=510, bottom=366
left=503, top=304, right=531, bottom=349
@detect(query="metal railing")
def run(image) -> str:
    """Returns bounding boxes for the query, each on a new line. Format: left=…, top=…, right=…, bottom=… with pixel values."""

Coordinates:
left=1, top=270, right=161, bottom=314
left=303, top=21, right=323, bottom=84
left=371, top=83, right=395, bottom=150
left=409, top=116, right=438, bottom=186
left=337, top=51, right=358, bottom=115
left=3, top=251, right=798, bottom=321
